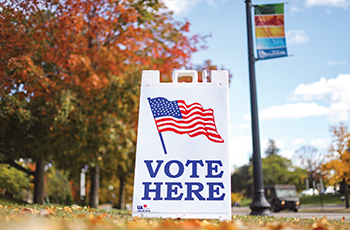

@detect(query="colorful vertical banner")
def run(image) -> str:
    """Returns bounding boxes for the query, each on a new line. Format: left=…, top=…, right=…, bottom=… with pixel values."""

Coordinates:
left=254, top=3, right=287, bottom=60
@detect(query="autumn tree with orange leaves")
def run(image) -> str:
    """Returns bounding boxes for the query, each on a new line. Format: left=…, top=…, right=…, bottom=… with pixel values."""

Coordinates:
left=0, top=0, right=219, bottom=207
left=322, top=123, right=350, bottom=209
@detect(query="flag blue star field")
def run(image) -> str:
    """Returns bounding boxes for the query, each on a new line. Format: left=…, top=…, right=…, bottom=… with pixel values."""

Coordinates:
left=147, top=97, right=224, bottom=143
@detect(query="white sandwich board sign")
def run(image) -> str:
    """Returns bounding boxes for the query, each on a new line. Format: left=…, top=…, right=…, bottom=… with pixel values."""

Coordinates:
left=132, top=70, right=231, bottom=220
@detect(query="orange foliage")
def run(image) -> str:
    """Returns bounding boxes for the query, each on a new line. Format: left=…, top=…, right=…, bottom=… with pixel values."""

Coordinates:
left=27, top=162, right=36, bottom=172
left=1, top=0, right=203, bottom=98
left=69, top=180, right=80, bottom=201
left=0, top=0, right=210, bottom=204
left=322, top=123, right=350, bottom=183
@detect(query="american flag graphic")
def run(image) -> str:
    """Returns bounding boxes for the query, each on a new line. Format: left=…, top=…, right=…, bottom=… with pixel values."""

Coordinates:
left=147, top=97, right=224, bottom=144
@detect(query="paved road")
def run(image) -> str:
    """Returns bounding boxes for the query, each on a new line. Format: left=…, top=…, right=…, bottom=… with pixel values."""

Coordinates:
left=232, top=205, right=350, bottom=221
left=99, top=203, right=349, bottom=221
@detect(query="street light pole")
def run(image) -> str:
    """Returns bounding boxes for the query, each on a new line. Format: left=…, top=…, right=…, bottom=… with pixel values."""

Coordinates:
left=245, top=0, right=272, bottom=216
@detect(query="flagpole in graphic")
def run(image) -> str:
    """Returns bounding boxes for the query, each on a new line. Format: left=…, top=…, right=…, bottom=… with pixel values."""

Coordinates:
left=147, top=97, right=167, bottom=154
left=158, top=132, right=167, bottom=154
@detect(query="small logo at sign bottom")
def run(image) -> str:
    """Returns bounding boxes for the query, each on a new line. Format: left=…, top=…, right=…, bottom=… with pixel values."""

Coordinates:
left=137, top=204, right=151, bottom=212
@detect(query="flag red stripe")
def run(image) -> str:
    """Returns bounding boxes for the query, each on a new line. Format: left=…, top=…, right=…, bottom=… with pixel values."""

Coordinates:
left=158, top=127, right=224, bottom=143
left=180, top=109, right=213, bottom=118
left=156, top=116, right=215, bottom=125
left=154, top=100, right=224, bottom=143
left=156, top=120, right=219, bottom=134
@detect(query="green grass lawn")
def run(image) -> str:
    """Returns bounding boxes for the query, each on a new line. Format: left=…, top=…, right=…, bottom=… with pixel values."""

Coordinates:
left=300, top=194, right=347, bottom=206
left=0, top=194, right=28, bottom=206
left=240, top=194, right=348, bottom=207
left=240, top=198, right=252, bottom=207
left=1, top=194, right=350, bottom=230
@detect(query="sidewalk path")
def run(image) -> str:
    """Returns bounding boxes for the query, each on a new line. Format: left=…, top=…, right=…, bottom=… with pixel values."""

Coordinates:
left=232, top=206, right=350, bottom=221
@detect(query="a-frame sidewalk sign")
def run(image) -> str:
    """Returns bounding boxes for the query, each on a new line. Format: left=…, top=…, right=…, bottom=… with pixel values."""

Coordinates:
left=132, top=70, right=231, bottom=220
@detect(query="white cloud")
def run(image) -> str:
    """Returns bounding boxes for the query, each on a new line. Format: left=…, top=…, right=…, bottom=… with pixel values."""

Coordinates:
left=162, top=0, right=227, bottom=15
left=293, top=74, right=350, bottom=121
left=230, top=123, right=250, bottom=130
left=280, top=150, right=293, bottom=159
left=327, top=60, right=348, bottom=66
left=305, top=0, right=350, bottom=8
left=260, top=138, right=268, bottom=152
left=238, top=123, right=250, bottom=130
left=310, top=138, right=330, bottom=149
left=292, top=138, right=306, bottom=145
left=245, top=74, right=350, bottom=122
left=249, top=103, right=329, bottom=120
left=328, top=102, right=350, bottom=121
left=292, top=138, right=329, bottom=151
left=163, top=0, right=200, bottom=14
left=294, top=77, right=331, bottom=97
left=229, top=136, right=289, bottom=167
left=276, top=139, right=285, bottom=149
left=229, top=136, right=252, bottom=167
left=286, top=30, right=309, bottom=44
left=290, top=6, right=302, bottom=13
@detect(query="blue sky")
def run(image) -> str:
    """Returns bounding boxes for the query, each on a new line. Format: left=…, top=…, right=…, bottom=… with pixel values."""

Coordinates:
left=162, top=0, right=350, bottom=169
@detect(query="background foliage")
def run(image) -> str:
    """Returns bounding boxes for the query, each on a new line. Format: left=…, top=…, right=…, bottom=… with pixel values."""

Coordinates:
left=0, top=164, right=30, bottom=199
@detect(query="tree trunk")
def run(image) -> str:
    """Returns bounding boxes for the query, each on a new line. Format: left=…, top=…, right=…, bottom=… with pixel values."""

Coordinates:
left=33, top=159, right=45, bottom=204
left=118, top=176, right=125, bottom=210
left=89, top=165, right=99, bottom=208
left=344, top=178, right=349, bottom=209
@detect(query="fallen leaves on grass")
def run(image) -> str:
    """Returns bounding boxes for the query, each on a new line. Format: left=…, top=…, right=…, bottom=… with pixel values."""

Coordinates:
left=0, top=206, right=348, bottom=230
left=96, top=212, right=108, bottom=220
left=63, top=206, right=72, bottom=213
left=76, top=214, right=86, bottom=218
left=19, top=208, right=34, bottom=215
left=309, top=217, right=330, bottom=229
left=0, top=218, right=336, bottom=230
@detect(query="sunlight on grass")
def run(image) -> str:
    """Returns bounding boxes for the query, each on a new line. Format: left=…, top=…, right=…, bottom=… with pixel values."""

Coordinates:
left=0, top=203, right=350, bottom=230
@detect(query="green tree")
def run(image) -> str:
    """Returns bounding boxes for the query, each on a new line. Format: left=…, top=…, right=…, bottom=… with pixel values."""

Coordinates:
left=0, top=0, right=221, bottom=208
left=261, top=155, right=306, bottom=191
left=41, top=0, right=209, bottom=208
left=0, top=1, right=80, bottom=204
left=0, top=93, right=61, bottom=204
left=46, top=166, right=73, bottom=205
left=0, top=164, right=30, bottom=199
left=265, top=139, right=280, bottom=157
left=231, top=164, right=253, bottom=198
left=232, top=155, right=306, bottom=199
